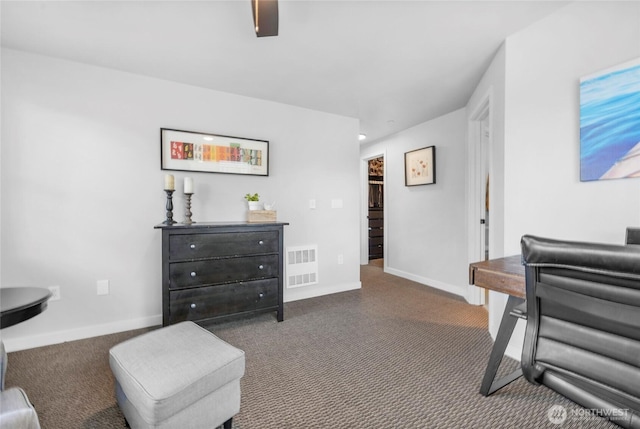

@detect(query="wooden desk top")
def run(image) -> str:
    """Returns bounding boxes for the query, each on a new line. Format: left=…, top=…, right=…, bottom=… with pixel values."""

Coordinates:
left=469, top=255, right=526, bottom=299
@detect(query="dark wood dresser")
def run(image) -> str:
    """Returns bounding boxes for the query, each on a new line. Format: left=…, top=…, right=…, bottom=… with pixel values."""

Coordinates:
left=155, top=222, right=288, bottom=326
left=368, top=208, right=383, bottom=259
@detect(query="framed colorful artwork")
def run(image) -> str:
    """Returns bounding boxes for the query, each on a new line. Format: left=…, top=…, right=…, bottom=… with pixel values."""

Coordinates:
left=405, top=146, right=436, bottom=186
left=580, top=57, right=640, bottom=181
left=160, top=128, right=269, bottom=176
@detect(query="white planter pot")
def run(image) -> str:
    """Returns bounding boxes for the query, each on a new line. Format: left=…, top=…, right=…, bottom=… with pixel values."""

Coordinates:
left=248, top=201, right=264, bottom=211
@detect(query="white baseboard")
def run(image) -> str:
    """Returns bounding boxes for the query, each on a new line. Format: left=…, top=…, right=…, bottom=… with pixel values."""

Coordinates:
left=4, top=281, right=362, bottom=351
left=3, top=315, right=162, bottom=352
left=384, top=267, right=466, bottom=299
left=285, top=281, right=362, bottom=302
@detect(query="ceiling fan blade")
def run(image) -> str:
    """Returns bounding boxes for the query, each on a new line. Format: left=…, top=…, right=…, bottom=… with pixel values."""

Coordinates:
left=251, top=0, right=278, bottom=37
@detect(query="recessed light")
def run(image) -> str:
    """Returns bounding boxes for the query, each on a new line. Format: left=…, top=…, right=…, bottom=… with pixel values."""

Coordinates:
left=359, top=134, right=367, bottom=141
left=203, top=136, right=214, bottom=141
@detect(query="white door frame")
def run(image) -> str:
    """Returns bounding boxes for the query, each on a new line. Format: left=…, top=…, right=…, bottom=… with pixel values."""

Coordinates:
left=467, top=89, right=493, bottom=305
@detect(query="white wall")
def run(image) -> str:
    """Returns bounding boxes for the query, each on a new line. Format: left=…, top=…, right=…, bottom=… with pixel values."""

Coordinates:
left=0, top=48, right=361, bottom=351
left=361, top=109, right=469, bottom=297
left=360, top=1, right=640, bottom=362
left=481, top=1, right=640, bottom=358
left=503, top=1, right=640, bottom=253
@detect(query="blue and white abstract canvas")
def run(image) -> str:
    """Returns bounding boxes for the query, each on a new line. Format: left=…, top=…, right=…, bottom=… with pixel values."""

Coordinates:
left=580, top=58, right=640, bottom=181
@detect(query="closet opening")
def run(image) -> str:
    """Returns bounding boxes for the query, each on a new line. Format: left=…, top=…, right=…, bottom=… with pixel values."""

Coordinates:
left=368, top=157, right=384, bottom=261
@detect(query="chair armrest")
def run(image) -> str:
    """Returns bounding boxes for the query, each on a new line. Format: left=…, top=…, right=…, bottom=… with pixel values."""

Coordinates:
left=0, top=387, right=42, bottom=429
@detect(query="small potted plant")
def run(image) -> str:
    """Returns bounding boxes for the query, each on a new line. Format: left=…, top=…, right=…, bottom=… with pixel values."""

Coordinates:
left=244, top=193, right=264, bottom=211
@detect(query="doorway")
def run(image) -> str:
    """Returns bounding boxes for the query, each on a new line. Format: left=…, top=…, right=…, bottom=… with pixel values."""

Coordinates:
left=368, top=157, right=384, bottom=262
left=467, top=91, right=492, bottom=305
left=480, top=120, right=490, bottom=261
left=360, top=152, right=386, bottom=266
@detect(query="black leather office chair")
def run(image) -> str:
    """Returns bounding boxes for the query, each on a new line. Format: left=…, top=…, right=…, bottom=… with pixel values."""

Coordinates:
left=521, top=235, right=640, bottom=428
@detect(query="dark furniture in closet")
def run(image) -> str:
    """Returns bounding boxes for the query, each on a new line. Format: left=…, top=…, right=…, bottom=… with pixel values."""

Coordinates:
left=368, top=174, right=383, bottom=260
left=368, top=208, right=383, bottom=260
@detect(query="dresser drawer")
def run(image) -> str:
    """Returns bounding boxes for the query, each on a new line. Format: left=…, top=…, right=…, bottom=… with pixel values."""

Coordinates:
left=169, top=254, right=279, bottom=289
left=369, top=236, right=383, bottom=246
left=169, top=231, right=278, bottom=260
left=368, top=218, right=384, bottom=229
left=169, top=279, right=278, bottom=324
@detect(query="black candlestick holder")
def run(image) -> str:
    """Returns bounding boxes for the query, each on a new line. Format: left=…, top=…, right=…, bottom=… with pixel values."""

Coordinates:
left=163, top=190, right=177, bottom=225
left=183, top=193, right=195, bottom=224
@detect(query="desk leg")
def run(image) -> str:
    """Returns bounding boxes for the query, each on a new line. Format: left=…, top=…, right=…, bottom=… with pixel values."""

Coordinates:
left=479, top=295, right=525, bottom=396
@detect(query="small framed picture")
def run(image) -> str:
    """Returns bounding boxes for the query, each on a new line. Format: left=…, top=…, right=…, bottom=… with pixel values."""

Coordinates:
left=160, top=128, right=269, bottom=176
left=405, top=146, right=436, bottom=186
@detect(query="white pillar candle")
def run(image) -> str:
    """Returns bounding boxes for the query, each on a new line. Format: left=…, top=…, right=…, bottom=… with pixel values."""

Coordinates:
left=184, top=177, right=194, bottom=194
left=164, top=174, right=175, bottom=191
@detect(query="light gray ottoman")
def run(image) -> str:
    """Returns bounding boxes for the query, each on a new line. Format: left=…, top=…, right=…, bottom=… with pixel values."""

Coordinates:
left=109, top=322, right=245, bottom=429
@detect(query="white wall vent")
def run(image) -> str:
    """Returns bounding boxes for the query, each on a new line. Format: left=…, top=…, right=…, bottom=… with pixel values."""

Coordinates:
left=286, top=245, right=319, bottom=288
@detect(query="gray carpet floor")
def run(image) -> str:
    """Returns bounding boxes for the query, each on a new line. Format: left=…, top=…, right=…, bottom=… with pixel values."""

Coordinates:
left=5, top=262, right=617, bottom=428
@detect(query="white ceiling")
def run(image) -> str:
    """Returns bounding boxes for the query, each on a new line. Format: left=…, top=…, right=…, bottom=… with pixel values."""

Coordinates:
left=1, top=0, right=570, bottom=143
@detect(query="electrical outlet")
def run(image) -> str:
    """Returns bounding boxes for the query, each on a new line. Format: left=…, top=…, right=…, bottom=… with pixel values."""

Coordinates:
left=337, top=254, right=344, bottom=265
left=309, top=199, right=316, bottom=209
left=48, top=286, right=61, bottom=301
left=97, top=279, right=110, bottom=296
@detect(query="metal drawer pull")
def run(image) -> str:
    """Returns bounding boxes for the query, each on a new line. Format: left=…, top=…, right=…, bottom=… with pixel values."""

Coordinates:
left=190, top=244, right=196, bottom=249
left=259, top=240, right=264, bottom=245
left=259, top=265, right=264, bottom=270
left=190, top=271, right=197, bottom=277
left=190, top=303, right=196, bottom=309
